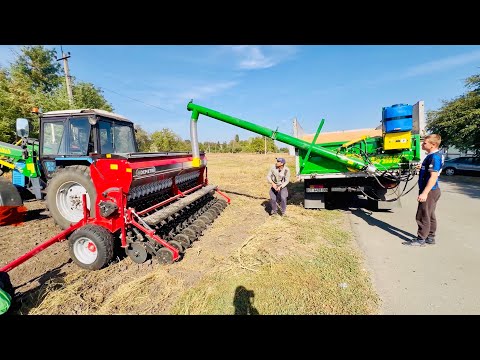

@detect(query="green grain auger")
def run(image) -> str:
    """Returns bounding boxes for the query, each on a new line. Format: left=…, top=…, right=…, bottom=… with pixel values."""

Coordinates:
left=187, top=102, right=377, bottom=174
left=187, top=101, right=422, bottom=210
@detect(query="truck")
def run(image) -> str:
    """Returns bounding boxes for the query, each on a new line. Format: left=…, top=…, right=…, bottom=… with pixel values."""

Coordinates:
left=186, top=101, right=426, bottom=210
left=292, top=101, right=426, bottom=210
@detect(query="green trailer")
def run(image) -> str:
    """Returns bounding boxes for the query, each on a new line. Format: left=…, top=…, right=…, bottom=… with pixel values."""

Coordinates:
left=292, top=101, right=424, bottom=209
left=187, top=101, right=425, bottom=210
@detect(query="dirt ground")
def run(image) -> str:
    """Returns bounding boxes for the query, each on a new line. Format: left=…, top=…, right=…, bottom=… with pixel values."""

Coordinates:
left=0, top=200, right=76, bottom=306
left=0, top=154, right=294, bottom=314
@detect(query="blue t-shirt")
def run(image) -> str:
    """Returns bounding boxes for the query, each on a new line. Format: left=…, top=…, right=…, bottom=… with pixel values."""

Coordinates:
left=418, top=151, right=444, bottom=192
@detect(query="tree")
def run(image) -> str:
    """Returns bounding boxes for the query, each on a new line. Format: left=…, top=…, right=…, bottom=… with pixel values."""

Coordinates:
left=72, top=82, right=113, bottom=111
left=151, top=128, right=187, bottom=151
left=235, top=134, right=240, bottom=142
left=427, top=73, right=480, bottom=154
left=0, top=46, right=113, bottom=143
left=246, top=136, right=279, bottom=153
left=10, top=45, right=62, bottom=93
left=134, top=125, right=152, bottom=152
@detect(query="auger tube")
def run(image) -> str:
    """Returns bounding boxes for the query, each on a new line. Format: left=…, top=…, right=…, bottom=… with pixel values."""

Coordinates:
left=190, top=108, right=201, bottom=167
left=187, top=101, right=375, bottom=173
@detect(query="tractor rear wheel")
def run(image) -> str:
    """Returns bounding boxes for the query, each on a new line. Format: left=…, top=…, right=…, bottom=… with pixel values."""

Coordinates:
left=68, top=224, right=114, bottom=270
left=46, top=165, right=96, bottom=229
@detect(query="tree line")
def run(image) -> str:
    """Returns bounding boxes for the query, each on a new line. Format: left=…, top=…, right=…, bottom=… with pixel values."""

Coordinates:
left=135, top=126, right=289, bottom=153
left=1, top=46, right=479, bottom=155
left=426, top=74, right=480, bottom=154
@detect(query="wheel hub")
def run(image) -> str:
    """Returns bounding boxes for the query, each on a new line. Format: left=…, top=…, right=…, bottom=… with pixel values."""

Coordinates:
left=56, top=181, right=90, bottom=223
left=73, top=237, right=98, bottom=265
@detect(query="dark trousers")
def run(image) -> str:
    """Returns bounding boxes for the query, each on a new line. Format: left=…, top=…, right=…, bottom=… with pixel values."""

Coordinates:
left=269, top=187, right=288, bottom=214
left=416, top=188, right=441, bottom=240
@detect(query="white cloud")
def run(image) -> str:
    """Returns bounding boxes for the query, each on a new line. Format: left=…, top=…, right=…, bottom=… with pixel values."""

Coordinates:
left=137, top=80, right=239, bottom=112
left=178, top=81, right=238, bottom=102
left=403, top=49, right=480, bottom=78
left=230, top=45, right=298, bottom=70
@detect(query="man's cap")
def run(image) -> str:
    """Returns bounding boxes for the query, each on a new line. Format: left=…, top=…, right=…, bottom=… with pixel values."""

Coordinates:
left=276, top=157, right=286, bottom=164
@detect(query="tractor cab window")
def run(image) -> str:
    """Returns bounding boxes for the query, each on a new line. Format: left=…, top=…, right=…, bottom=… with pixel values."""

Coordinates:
left=69, top=118, right=92, bottom=155
left=42, top=121, right=66, bottom=155
left=99, top=120, right=136, bottom=154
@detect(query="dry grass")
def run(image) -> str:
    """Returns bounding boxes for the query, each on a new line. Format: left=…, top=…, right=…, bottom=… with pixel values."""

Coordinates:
left=22, top=260, right=186, bottom=315
left=16, top=153, right=379, bottom=315
left=170, top=200, right=379, bottom=315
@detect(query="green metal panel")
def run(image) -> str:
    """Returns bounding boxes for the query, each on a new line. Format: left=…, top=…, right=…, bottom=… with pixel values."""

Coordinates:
left=0, top=142, right=23, bottom=159
left=298, top=134, right=420, bottom=175
left=0, top=141, right=40, bottom=178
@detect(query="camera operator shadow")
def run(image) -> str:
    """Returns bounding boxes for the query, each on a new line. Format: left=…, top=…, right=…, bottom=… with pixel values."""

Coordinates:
left=233, top=286, right=259, bottom=315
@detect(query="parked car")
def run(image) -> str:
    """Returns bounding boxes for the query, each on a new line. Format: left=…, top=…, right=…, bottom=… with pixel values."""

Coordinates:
left=442, top=156, right=480, bottom=176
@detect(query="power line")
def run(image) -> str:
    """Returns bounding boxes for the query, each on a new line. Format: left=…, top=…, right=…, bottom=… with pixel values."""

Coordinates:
left=6, top=46, right=176, bottom=116
left=98, top=85, right=173, bottom=113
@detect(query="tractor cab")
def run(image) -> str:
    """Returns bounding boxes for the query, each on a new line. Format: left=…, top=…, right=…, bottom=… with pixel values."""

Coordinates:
left=39, top=109, right=138, bottom=178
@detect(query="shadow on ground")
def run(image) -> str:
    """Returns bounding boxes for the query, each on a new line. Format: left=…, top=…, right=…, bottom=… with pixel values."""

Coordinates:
left=24, top=209, right=49, bottom=222
left=222, top=189, right=266, bottom=200
left=440, top=175, right=480, bottom=199
left=349, top=207, right=416, bottom=242
left=9, top=261, right=71, bottom=315
left=233, top=286, right=259, bottom=315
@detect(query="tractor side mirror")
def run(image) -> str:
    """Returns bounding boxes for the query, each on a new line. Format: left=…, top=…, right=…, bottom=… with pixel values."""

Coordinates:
left=16, top=118, right=29, bottom=138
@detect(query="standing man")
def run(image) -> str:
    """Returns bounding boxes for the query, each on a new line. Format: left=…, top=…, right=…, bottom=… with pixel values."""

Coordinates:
left=405, top=134, right=444, bottom=247
left=266, top=157, right=290, bottom=216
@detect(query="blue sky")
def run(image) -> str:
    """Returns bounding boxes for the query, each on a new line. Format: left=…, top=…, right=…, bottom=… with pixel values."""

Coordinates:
left=1, top=45, right=480, bottom=143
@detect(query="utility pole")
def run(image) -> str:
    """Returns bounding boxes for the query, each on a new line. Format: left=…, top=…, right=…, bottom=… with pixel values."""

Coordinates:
left=57, top=46, right=74, bottom=107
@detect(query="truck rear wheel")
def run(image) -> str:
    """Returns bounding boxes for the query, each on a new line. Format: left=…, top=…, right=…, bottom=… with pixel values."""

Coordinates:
left=68, top=224, right=114, bottom=270
left=46, top=165, right=97, bottom=229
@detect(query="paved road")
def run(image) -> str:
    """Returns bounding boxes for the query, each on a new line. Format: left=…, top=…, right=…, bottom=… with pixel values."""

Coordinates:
left=348, top=176, right=480, bottom=314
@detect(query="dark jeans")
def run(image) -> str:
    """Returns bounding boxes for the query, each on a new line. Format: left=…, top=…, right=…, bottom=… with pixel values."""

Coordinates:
left=269, top=187, right=288, bottom=214
left=416, top=188, right=441, bottom=240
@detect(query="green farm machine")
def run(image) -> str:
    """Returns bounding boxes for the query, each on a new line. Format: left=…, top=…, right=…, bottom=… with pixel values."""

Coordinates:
left=187, top=101, right=425, bottom=210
